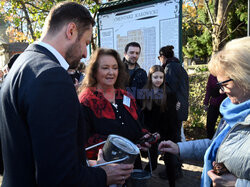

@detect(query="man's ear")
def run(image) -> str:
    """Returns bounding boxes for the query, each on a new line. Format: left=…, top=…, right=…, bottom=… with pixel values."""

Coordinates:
left=65, top=22, right=77, bottom=40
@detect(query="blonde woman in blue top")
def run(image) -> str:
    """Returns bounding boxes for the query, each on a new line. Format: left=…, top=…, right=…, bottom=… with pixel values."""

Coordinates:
left=158, top=37, right=250, bottom=187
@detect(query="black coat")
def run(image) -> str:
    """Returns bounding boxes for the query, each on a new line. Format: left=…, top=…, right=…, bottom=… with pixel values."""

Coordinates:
left=123, top=58, right=147, bottom=99
left=142, top=92, right=179, bottom=142
left=0, top=44, right=106, bottom=187
left=164, top=57, right=189, bottom=122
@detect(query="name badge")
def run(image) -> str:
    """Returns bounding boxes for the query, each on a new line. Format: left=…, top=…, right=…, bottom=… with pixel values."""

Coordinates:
left=123, top=95, right=131, bottom=107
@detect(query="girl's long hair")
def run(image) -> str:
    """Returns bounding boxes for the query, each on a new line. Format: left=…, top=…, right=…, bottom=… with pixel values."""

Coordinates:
left=141, top=65, right=167, bottom=112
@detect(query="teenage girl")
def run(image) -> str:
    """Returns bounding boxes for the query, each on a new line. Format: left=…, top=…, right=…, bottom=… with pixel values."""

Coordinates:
left=140, top=65, right=179, bottom=187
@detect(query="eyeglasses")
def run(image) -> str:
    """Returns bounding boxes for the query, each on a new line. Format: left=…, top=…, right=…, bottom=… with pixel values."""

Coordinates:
left=158, top=55, right=163, bottom=60
left=216, top=78, right=233, bottom=92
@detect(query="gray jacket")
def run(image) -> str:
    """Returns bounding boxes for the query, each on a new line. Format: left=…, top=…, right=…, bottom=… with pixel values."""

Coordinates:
left=178, top=114, right=250, bottom=186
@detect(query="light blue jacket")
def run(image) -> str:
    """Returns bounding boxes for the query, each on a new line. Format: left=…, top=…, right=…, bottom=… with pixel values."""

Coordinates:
left=178, top=114, right=250, bottom=187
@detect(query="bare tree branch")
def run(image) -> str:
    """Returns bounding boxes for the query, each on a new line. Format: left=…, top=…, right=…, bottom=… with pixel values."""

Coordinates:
left=218, top=0, right=237, bottom=32
left=191, top=0, right=199, bottom=11
left=19, top=0, right=36, bottom=41
left=93, top=0, right=101, bottom=4
left=214, top=0, right=219, bottom=18
left=204, top=0, right=215, bottom=25
left=220, top=22, right=244, bottom=44
left=24, top=2, right=50, bottom=13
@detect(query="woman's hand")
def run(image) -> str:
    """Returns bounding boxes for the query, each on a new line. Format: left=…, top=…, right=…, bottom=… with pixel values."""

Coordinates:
left=158, top=140, right=180, bottom=156
left=207, top=169, right=237, bottom=187
left=137, top=133, right=152, bottom=151
left=137, top=142, right=151, bottom=151
left=74, top=78, right=80, bottom=90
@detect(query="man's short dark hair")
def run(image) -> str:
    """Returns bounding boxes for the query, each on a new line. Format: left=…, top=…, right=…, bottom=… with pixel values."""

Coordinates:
left=124, top=42, right=141, bottom=53
left=45, top=2, right=95, bottom=39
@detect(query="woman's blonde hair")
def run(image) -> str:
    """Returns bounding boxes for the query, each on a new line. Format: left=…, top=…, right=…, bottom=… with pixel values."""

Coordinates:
left=141, top=65, right=167, bottom=112
left=208, top=37, right=250, bottom=93
left=78, top=48, right=128, bottom=92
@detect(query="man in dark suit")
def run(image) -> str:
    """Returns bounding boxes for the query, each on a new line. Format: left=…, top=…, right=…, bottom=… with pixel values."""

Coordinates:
left=0, top=2, right=133, bottom=186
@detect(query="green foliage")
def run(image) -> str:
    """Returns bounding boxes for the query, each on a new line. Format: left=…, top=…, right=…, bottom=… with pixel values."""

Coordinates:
left=196, top=7, right=208, bottom=24
left=182, top=0, right=213, bottom=59
left=182, top=0, right=247, bottom=58
left=89, top=4, right=100, bottom=14
left=186, top=72, right=209, bottom=129
left=183, top=29, right=212, bottom=59
left=0, top=0, right=100, bottom=43
left=227, top=0, right=248, bottom=39
left=234, top=0, right=248, bottom=22
left=194, top=65, right=208, bottom=73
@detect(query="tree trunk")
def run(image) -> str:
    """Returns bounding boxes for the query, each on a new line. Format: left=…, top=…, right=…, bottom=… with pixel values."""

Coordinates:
left=212, top=0, right=228, bottom=53
left=20, top=0, right=36, bottom=41
left=212, top=0, right=237, bottom=53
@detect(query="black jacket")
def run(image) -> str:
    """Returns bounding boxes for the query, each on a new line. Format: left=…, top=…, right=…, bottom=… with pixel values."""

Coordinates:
left=164, top=57, right=189, bottom=121
left=0, top=44, right=106, bottom=187
left=123, top=58, right=147, bottom=99
left=141, top=92, right=179, bottom=142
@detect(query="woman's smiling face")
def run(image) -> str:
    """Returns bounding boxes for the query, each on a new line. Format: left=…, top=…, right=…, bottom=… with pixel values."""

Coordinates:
left=96, top=55, right=119, bottom=90
left=216, top=72, right=247, bottom=104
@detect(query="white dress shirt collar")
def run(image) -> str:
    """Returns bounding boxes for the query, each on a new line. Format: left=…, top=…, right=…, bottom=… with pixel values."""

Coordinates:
left=34, top=41, right=69, bottom=70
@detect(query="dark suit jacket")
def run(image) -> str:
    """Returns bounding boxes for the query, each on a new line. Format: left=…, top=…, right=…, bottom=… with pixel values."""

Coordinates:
left=0, top=44, right=106, bottom=186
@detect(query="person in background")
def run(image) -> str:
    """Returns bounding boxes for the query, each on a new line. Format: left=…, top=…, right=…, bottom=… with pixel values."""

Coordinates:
left=123, top=42, right=147, bottom=100
left=78, top=48, right=152, bottom=170
left=0, top=70, right=3, bottom=79
left=0, top=70, right=3, bottom=88
left=139, top=65, right=179, bottom=187
left=2, top=53, right=20, bottom=79
left=0, top=73, right=3, bottom=172
left=0, top=69, right=3, bottom=174
left=8, top=54, right=20, bottom=70
left=68, top=62, right=86, bottom=90
left=78, top=62, right=86, bottom=83
left=204, top=74, right=227, bottom=139
left=68, top=64, right=81, bottom=90
left=158, top=37, right=250, bottom=187
left=0, top=2, right=133, bottom=186
left=68, top=65, right=81, bottom=83
left=2, top=65, right=8, bottom=78
left=158, top=45, right=189, bottom=179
